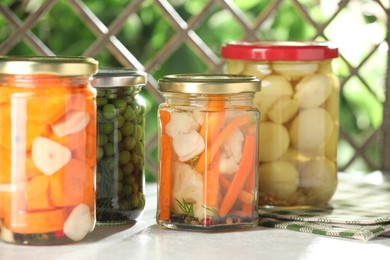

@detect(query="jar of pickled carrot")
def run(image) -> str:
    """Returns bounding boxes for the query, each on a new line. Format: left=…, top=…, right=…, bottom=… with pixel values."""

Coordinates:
left=92, top=68, right=146, bottom=225
left=0, top=56, right=98, bottom=245
left=157, top=74, right=261, bottom=230
left=221, top=41, right=339, bottom=207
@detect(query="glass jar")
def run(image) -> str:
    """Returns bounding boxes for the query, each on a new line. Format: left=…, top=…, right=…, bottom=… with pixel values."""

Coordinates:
left=157, top=74, right=261, bottom=230
left=221, top=41, right=339, bottom=207
left=92, top=68, right=146, bottom=225
left=0, top=56, right=98, bottom=245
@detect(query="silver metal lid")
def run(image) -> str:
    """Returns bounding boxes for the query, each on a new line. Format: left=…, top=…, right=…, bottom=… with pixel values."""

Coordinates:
left=158, top=74, right=261, bottom=94
left=92, top=68, right=147, bottom=87
left=0, top=56, right=98, bottom=76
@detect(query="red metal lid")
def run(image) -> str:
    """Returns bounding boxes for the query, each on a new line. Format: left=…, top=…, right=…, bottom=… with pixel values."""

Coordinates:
left=221, top=41, right=338, bottom=61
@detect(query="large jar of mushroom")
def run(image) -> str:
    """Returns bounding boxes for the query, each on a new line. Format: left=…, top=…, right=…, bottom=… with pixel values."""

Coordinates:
left=221, top=42, right=339, bottom=207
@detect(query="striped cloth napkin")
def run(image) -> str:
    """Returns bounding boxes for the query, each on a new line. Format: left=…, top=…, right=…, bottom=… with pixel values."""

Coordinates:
left=258, top=172, right=390, bottom=240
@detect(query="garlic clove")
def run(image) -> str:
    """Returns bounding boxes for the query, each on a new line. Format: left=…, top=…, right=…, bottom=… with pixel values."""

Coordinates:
left=172, top=131, right=205, bottom=162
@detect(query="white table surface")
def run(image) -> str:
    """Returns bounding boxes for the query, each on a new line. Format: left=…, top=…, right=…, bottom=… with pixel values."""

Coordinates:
left=1, top=172, right=390, bottom=260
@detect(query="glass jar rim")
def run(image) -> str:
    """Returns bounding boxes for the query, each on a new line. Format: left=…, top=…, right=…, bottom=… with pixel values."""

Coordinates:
left=0, top=56, right=98, bottom=76
left=221, top=41, right=338, bottom=61
left=92, top=68, right=147, bottom=88
left=158, top=74, right=261, bottom=94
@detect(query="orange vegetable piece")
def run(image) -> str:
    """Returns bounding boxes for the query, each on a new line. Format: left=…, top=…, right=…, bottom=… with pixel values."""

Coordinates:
left=25, top=175, right=54, bottom=211
left=25, top=153, right=43, bottom=180
left=219, top=134, right=256, bottom=217
left=158, top=134, right=172, bottom=221
left=50, top=159, right=94, bottom=207
left=195, top=114, right=255, bottom=173
left=4, top=208, right=67, bottom=234
left=0, top=148, right=29, bottom=183
left=0, top=104, right=48, bottom=151
left=203, top=153, right=220, bottom=210
left=0, top=185, right=27, bottom=217
left=49, top=129, right=87, bottom=151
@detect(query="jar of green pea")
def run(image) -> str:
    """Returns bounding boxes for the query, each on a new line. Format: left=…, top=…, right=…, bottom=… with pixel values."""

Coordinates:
left=92, top=68, right=147, bottom=224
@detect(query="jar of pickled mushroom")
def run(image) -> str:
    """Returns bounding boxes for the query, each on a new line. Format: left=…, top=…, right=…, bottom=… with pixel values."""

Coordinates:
left=0, top=56, right=98, bottom=245
left=92, top=68, right=146, bottom=225
left=157, top=74, right=261, bottom=230
left=221, top=42, right=339, bottom=207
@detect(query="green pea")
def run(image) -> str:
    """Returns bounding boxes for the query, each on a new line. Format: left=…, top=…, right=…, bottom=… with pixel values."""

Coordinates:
left=123, top=184, right=133, bottom=195
left=122, top=87, right=135, bottom=95
left=123, top=162, right=135, bottom=175
left=104, top=143, right=115, bottom=157
left=100, top=122, right=114, bottom=134
left=105, top=88, right=117, bottom=94
left=108, top=131, right=123, bottom=144
left=119, top=150, right=131, bottom=165
left=98, top=134, right=108, bottom=146
left=97, top=90, right=106, bottom=97
left=116, top=115, right=125, bottom=128
left=123, top=107, right=136, bottom=121
left=135, top=141, right=144, bottom=155
left=119, top=200, right=130, bottom=210
left=121, top=122, right=135, bottom=136
left=113, top=99, right=127, bottom=114
left=131, top=151, right=139, bottom=164
left=103, top=104, right=117, bottom=120
left=132, top=182, right=139, bottom=194
left=97, top=97, right=108, bottom=107
left=123, top=136, right=136, bottom=150
left=125, top=96, right=133, bottom=104
left=131, top=196, right=139, bottom=208
left=135, top=125, right=143, bottom=141
left=127, top=174, right=136, bottom=184
left=97, top=146, right=104, bottom=159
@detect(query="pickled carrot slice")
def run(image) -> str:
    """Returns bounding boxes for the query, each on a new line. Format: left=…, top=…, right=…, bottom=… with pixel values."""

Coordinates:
left=158, top=110, right=172, bottom=220
left=49, top=159, right=93, bottom=207
left=25, top=175, right=54, bottom=211
left=219, top=134, right=255, bottom=217
left=0, top=148, right=28, bottom=183
left=49, top=130, right=87, bottom=151
left=204, top=153, right=220, bottom=210
left=0, top=104, right=48, bottom=151
left=25, top=153, right=42, bottom=180
left=0, top=184, right=27, bottom=217
left=195, top=114, right=255, bottom=174
left=4, top=208, right=67, bottom=234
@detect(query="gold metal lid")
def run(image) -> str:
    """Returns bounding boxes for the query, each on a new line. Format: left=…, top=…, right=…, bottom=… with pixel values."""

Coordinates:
left=158, top=74, right=261, bottom=94
left=0, top=56, right=98, bottom=76
left=92, top=68, right=147, bottom=87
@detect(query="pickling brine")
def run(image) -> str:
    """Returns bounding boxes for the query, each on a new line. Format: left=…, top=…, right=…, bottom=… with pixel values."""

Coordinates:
left=0, top=56, right=97, bottom=245
left=157, top=74, right=261, bottom=230
left=221, top=42, right=339, bottom=207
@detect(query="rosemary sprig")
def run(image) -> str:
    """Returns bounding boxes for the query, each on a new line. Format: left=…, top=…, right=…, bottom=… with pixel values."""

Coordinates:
left=175, top=198, right=195, bottom=218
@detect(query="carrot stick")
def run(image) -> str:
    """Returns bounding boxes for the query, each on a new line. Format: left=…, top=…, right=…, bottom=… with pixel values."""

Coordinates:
left=158, top=134, right=172, bottom=221
left=219, top=175, right=254, bottom=206
left=204, top=153, right=220, bottom=210
left=198, top=97, right=225, bottom=145
left=195, top=114, right=255, bottom=173
left=219, top=134, right=255, bottom=217
left=159, top=110, right=171, bottom=135
left=4, top=208, right=67, bottom=234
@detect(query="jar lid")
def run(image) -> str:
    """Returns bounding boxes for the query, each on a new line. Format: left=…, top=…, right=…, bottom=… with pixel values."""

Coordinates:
left=158, top=74, right=261, bottom=94
left=0, top=56, right=98, bottom=76
left=221, top=41, right=338, bottom=61
left=92, top=68, right=147, bottom=87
